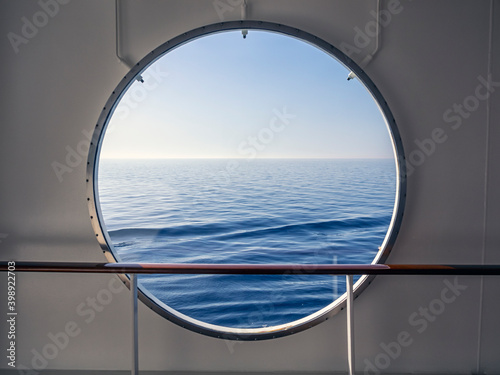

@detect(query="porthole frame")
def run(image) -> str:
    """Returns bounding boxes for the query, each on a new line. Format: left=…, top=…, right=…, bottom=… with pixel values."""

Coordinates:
left=86, top=20, right=406, bottom=341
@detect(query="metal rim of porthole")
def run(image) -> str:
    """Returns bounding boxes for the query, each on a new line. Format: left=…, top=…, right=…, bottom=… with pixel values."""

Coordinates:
left=86, top=20, right=407, bottom=341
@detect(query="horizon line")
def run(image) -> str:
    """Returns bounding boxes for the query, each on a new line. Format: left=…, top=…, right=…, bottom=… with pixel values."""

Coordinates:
left=100, top=156, right=395, bottom=160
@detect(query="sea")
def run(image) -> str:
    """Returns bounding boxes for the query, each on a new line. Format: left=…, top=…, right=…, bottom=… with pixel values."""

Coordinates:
left=98, top=158, right=396, bottom=328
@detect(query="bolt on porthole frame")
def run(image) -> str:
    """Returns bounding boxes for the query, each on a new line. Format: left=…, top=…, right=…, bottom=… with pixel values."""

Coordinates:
left=86, top=21, right=406, bottom=341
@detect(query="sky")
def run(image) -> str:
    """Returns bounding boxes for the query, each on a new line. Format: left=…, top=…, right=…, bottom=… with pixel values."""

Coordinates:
left=101, top=30, right=395, bottom=159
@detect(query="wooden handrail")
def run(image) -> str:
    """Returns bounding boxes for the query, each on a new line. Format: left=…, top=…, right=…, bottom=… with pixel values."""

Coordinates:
left=2, top=261, right=500, bottom=275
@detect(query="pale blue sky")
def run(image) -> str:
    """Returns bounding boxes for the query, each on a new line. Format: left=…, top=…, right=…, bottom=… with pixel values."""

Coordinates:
left=101, top=30, right=394, bottom=159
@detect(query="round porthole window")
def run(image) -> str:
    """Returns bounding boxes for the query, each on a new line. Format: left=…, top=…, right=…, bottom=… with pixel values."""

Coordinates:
left=87, top=22, right=405, bottom=340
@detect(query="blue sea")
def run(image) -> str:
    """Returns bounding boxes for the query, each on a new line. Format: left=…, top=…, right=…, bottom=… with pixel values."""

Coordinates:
left=98, top=158, right=396, bottom=328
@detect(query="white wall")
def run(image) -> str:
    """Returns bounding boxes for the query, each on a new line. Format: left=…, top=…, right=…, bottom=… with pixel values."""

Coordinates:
left=0, top=1, right=499, bottom=373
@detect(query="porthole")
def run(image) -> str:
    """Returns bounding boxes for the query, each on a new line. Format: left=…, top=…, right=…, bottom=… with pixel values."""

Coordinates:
left=86, top=21, right=406, bottom=340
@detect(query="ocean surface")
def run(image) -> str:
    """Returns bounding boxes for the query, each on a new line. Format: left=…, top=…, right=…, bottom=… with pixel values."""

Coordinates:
left=98, top=158, right=396, bottom=328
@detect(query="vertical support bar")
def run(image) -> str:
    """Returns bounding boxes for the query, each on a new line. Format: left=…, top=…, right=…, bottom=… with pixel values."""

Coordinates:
left=131, top=274, right=138, bottom=375
left=346, top=275, right=355, bottom=375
